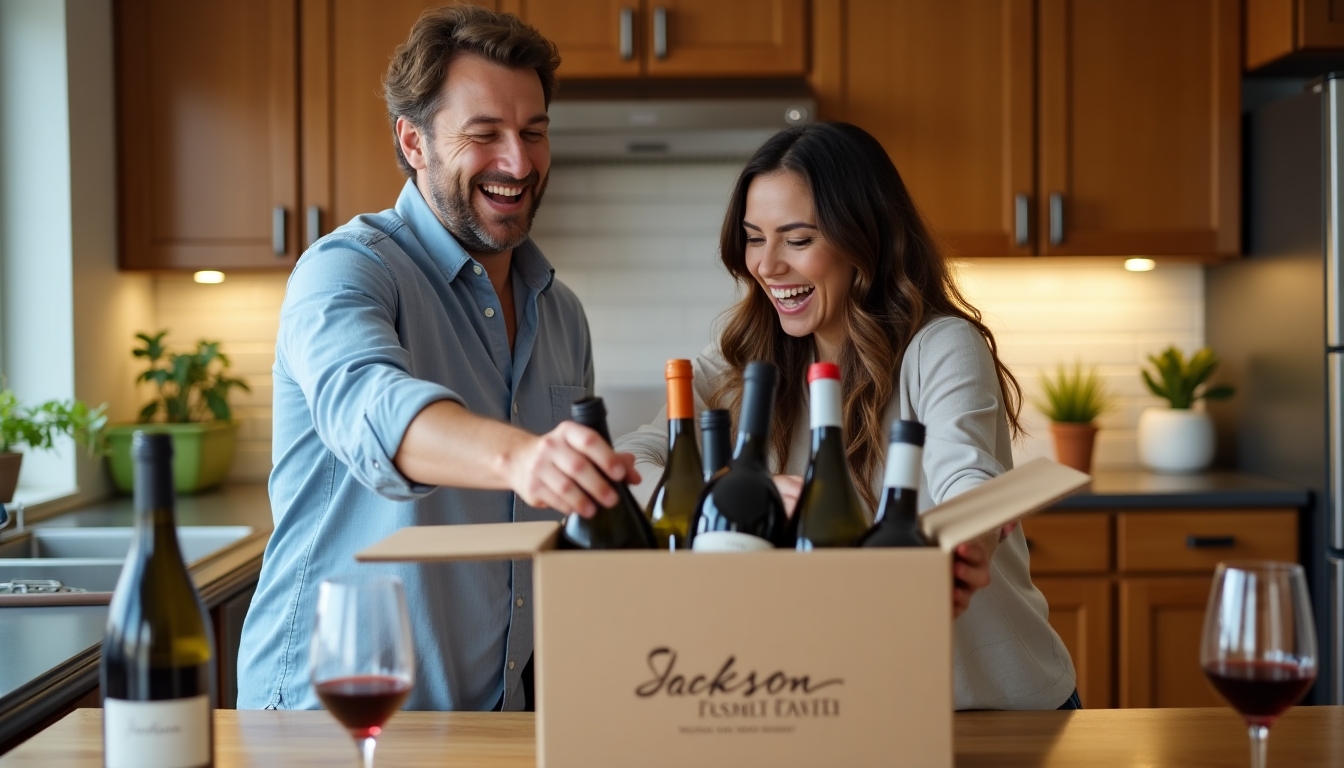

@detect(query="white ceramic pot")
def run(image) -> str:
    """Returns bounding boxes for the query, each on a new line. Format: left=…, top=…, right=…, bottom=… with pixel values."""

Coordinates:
left=1137, top=407, right=1214, bottom=473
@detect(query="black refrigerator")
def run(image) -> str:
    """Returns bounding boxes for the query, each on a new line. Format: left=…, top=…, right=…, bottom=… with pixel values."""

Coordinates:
left=1207, top=73, right=1344, bottom=704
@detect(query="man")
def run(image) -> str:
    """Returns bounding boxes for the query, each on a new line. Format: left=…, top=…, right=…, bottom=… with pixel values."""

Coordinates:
left=237, top=6, right=634, bottom=713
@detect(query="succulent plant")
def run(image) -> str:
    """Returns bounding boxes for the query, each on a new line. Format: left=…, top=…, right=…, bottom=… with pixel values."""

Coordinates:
left=1034, top=362, right=1110, bottom=424
left=1141, top=346, right=1234, bottom=410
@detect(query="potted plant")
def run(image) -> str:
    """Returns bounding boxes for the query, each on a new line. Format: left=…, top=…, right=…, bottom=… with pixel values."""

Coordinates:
left=0, top=388, right=108, bottom=503
left=106, top=331, right=251, bottom=494
left=1137, top=345, right=1234, bottom=473
left=1034, top=362, right=1110, bottom=473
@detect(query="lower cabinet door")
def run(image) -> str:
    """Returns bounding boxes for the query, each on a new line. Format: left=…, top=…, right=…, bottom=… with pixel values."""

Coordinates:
left=1034, top=577, right=1113, bottom=708
left=1119, top=577, right=1222, bottom=708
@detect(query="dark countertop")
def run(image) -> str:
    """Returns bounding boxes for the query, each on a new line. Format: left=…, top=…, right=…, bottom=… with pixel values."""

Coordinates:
left=1049, top=468, right=1312, bottom=510
left=0, top=484, right=272, bottom=750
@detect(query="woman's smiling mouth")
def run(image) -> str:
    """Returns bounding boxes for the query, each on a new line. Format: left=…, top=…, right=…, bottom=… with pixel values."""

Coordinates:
left=769, top=284, right=815, bottom=313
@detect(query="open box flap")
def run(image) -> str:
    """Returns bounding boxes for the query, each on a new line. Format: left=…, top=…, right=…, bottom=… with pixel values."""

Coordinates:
left=920, top=457, right=1091, bottom=552
left=356, top=519, right=561, bottom=562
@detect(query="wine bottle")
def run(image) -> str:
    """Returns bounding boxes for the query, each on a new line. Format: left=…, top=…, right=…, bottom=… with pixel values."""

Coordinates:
left=101, top=431, right=216, bottom=768
left=646, top=360, right=704, bottom=550
left=859, top=420, right=929, bottom=547
left=688, top=361, right=794, bottom=551
left=699, top=408, right=732, bottom=482
left=561, top=396, right=657, bottom=549
left=795, top=362, right=872, bottom=550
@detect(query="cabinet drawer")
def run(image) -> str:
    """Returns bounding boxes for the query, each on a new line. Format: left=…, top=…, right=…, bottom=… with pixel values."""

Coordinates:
left=1117, top=510, right=1298, bottom=573
left=1022, top=513, right=1111, bottom=574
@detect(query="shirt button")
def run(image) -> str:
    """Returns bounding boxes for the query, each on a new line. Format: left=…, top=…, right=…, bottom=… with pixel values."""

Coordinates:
left=372, top=460, right=380, bottom=469
left=512, top=402, right=519, bottom=414
left=473, top=265, right=482, bottom=275
left=516, top=597, right=524, bottom=607
left=508, top=660, right=516, bottom=670
left=484, top=307, right=495, bottom=318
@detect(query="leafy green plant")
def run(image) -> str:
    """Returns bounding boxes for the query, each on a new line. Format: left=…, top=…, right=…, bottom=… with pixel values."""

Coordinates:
left=1141, top=346, right=1234, bottom=410
left=133, top=331, right=250, bottom=423
left=0, top=388, right=108, bottom=455
left=1034, top=362, right=1110, bottom=424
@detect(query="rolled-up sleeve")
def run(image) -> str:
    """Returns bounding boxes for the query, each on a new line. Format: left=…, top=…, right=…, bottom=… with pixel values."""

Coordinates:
left=278, top=238, right=462, bottom=500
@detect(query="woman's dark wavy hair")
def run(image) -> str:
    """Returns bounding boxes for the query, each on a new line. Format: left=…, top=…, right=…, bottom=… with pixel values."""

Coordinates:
left=710, top=122, right=1023, bottom=508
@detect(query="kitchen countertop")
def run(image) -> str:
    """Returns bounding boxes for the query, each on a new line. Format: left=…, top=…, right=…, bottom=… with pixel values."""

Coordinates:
left=5, top=706, right=1344, bottom=767
left=1049, top=467, right=1311, bottom=510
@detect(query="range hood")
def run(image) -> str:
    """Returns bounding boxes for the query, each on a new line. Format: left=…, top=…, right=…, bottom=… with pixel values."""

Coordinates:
left=547, top=98, right=815, bottom=162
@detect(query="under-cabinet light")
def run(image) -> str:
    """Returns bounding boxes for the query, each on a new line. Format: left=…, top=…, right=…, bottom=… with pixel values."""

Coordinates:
left=1124, top=258, right=1156, bottom=272
left=193, top=270, right=226, bottom=284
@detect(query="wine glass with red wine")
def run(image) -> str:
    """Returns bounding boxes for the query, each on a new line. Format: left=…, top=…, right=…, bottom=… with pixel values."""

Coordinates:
left=310, top=574, right=415, bottom=768
left=1201, top=561, right=1317, bottom=768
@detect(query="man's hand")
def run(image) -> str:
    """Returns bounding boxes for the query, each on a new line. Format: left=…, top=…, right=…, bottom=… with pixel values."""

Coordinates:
left=503, top=421, right=640, bottom=517
left=952, top=539, right=993, bottom=618
left=772, top=474, right=804, bottom=516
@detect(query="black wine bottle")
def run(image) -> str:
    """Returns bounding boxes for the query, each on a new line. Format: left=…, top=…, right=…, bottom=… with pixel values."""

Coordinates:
left=795, top=362, right=872, bottom=549
left=101, top=431, right=216, bottom=768
left=688, top=362, right=793, bottom=551
left=646, top=360, right=704, bottom=550
left=561, top=396, right=657, bottom=549
left=860, top=420, right=929, bottom=547
left=699, top=408, right=732, bottom=482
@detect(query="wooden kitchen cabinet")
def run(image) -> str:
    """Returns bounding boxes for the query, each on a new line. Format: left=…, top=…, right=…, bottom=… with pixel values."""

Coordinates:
left=1119, top=577, right=1223, bottom=708
left=1034, top=577, right=1113, bottom=710
left=1247, top=0, right=1344, bottom=72
left=811, top=0, right=1240, bottom=259
left=116, top=0, right=300, bottom=270
left=504, top=0, right=806, bottom=79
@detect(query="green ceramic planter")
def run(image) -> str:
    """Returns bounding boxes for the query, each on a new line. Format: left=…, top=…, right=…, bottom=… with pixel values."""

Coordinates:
left=107, top=421, right=238, bottom=494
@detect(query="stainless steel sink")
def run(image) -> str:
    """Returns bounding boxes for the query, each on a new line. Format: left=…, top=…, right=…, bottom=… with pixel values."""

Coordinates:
left=0, top=526, right=254, bottom=593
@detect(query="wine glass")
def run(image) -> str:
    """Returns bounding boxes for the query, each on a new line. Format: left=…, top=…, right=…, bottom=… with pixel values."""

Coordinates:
left=1200, top=561, right=1318, bottom=768
left=310, top=573, right=415, bottom=768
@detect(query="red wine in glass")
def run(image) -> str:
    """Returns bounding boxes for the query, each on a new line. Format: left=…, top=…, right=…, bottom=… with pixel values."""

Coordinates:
left=1202, top=660, right=1316, bottom=727
left=315, top=675, right=413, bottom=739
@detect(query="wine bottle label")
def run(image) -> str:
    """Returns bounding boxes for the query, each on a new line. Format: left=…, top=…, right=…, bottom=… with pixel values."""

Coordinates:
left=691, top=530, right=773, bottom=552
left=104, top=695, right=210, bottom=768
left=809, top=378, right=841, bottom=428
left=883, top=443, right=923, bottom=491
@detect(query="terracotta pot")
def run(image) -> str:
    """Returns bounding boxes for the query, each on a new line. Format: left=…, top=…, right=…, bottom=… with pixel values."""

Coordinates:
left=0, top=452, right=21, bottom=504
left=1049, top=422, right=1098, bottom=474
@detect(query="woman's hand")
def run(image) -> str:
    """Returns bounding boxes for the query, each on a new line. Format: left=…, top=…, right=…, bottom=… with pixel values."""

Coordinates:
left=771, top=474, right=804, bottom=516
left=952, top=537, right=993, bottom=618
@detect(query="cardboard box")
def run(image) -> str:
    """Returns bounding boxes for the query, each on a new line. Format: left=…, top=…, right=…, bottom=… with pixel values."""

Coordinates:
left=357, top=457, right=1090, bottom=768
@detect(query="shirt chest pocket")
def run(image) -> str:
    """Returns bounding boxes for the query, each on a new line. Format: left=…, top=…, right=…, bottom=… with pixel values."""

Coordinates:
left=549, top=385, right=589, bottom=429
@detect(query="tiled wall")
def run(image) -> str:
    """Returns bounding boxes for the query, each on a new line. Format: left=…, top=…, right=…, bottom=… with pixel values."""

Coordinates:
left=151, top=162, right=1204, bottom=482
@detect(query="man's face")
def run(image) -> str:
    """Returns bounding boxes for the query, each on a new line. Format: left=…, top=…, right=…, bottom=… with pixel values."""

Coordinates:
left=410, top=54, right=551, bottom=256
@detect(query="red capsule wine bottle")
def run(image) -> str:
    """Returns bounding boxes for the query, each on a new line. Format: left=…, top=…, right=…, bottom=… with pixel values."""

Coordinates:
left=646, top=360, right=704, bottom=550
left=795, top=363, right=872, bottom=550
left=688, top=362, right=793, bottom=551
left=699, top=408, right=732, bottom=482
left=859, top=420, right=929, bottom=547
left=101, top=431, right=216, bottom=768
left=562, top=396, right=657, bottom=549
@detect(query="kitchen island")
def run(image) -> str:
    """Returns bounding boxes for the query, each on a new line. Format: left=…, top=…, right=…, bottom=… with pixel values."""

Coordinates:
left=2, top=706, right=1342, bottom=766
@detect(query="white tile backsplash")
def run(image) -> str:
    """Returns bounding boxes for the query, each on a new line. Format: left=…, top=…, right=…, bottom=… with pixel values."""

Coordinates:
left=150, top=163, right=1208, bottom=480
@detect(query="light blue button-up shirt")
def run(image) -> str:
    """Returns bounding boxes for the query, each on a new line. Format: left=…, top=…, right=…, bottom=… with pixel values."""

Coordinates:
left=237, top=180, right=592, bottom=712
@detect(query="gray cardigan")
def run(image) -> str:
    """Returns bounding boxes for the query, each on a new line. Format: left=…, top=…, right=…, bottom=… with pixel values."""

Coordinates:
left=614, top=315, right=1077, bottom=710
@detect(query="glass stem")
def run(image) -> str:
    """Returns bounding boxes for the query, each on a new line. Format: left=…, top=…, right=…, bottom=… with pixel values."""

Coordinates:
left=1248, top=725, right=1269, bottom=768
left=359, top=736, right=377, bottom=768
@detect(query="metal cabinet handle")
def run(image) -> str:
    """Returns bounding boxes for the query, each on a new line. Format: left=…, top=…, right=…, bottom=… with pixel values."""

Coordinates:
left=1186, top=535, right=1236, bottom=549
left=619, top=7, right=634, bottom=61
left=306, top=205, right=322, bottom=248
left=653, top=6, right=668, bottom=60
left=272, top=206, right=288, bottom=256
left=1014, top=193, right=1030, bottom=247
left=1048, top=192, right=1064, bottom=246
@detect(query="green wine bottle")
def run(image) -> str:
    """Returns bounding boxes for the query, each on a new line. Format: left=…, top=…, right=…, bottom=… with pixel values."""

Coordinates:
left=647, top=360, right=704, bottom=550
left=562, top=396, right=657, bottom=549
left=795, top=362, right=872, bottom=549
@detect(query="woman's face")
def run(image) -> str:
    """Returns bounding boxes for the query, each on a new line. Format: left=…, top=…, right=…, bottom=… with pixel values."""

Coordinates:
left=743, top=171, right=854, bottom=358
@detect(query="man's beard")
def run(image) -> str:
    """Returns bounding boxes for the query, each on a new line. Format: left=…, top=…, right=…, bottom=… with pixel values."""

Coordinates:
left=424, top=149, right=547, bottom=255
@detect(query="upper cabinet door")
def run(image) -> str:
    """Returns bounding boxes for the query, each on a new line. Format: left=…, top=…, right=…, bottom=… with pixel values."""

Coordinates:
left=117, top=0, right=299, bottom=270
left=503, top=0, right=642, bottom=78
left=643, top=0, right=806, bottom=77
left=1037, top=0, right=1240, bottom=257
left=811, top=0, right=1035, bottom=257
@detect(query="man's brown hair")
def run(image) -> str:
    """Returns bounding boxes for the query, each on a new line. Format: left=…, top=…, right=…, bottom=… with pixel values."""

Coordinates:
left=383, top=5, right=561, bottom=177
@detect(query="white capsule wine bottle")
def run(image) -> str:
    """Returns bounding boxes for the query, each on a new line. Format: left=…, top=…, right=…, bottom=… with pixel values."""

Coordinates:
left=101, top=431, right=216, bottom=768
left=859, top=420, right=929, bottom=547
left=795, top=363, right=872, bottom=549
left=646, top=360, right=704, bottom=550
left=562, top=396, right=657, bottom=549
left=688, top=362, right=794, bottom=551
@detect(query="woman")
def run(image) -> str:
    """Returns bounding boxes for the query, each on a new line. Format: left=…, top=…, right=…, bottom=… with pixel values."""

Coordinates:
left=616, top=122, right=1078, bottom=711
